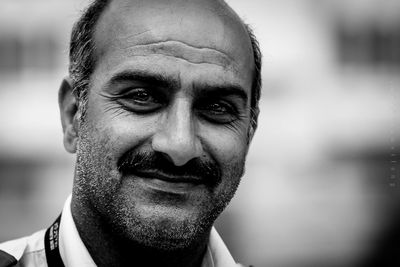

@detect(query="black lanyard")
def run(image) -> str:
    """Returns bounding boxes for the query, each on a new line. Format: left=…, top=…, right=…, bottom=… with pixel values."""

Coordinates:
left=44, top=214, right=65, bottom=267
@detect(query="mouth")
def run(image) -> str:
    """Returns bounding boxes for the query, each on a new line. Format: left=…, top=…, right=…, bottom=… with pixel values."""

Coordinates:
left=130, top=170, right=205, bottom=194
left=135, top=170, right=203, bottom=184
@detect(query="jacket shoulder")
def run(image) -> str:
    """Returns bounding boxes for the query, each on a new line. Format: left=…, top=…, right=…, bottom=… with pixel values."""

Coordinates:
left=0, top=230, right=46, bottom=267
left=0, top=236, right=29, bottom=264
left=0, top=250, right=18, bottom=267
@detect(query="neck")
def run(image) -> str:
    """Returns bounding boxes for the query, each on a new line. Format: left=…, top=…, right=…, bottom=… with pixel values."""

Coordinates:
left=70, top=195, right=209, bottom=267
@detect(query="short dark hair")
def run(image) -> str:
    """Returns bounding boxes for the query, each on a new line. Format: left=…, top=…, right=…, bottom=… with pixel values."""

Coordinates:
left=69, top=0, right=262, bottom=128
left=69, top=0, right=109, bottom=118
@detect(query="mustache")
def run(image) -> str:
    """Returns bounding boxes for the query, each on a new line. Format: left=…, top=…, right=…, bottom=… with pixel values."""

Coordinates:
left=117, top=150, right=222, bottom=186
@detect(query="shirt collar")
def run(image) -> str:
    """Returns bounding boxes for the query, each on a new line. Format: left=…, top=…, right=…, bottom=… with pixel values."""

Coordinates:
left=58, top=195, right=237, bottom=267
left=58, top=195, right=97, bottom=267
left=202, top=228, right=237, bottom=267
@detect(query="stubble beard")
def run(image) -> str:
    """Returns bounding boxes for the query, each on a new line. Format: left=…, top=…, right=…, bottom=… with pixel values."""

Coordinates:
left=73, top=124, right=246, bottom=252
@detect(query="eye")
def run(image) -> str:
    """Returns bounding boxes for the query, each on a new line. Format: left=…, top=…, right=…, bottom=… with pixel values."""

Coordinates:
left=207, top=102, right=231, bottom=114
left=119, top=88, right=164, bottom=113
left=129, top=89, right=153, bottom=104
left=197, top=100, right=239, bottom=124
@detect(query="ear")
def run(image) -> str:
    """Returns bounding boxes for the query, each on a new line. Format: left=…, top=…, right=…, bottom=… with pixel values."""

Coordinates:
left=59, top=77, right=79, bottom=153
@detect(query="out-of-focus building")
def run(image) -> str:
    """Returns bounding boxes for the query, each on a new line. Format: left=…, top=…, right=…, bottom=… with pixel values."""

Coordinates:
left=0, top=1, right=399, bottom=267
left=0, top=0, right=88, bottom=242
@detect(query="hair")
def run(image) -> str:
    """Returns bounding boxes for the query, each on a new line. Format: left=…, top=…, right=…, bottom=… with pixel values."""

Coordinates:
left=69, top=0, right=262, bottom=128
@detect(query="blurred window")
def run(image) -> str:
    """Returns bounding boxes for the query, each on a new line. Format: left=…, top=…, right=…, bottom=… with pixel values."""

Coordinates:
left=0, top=31, right=59, bottom=76
left=337, top=23, right=400, bottom=69
left=0, top=34, right=22, bottom=74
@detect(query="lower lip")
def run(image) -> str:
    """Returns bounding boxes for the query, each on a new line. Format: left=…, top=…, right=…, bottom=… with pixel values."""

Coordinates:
left=135, top=176, right=201, bottom=195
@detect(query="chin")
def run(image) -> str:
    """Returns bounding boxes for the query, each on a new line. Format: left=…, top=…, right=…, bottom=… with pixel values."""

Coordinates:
left=104, top=198, right=221, bottom=251
left=117, top=213, right=210, bottom=251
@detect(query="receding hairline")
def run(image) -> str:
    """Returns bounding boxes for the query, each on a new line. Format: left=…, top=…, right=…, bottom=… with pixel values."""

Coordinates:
left=91, top=0, right=255, bottom=64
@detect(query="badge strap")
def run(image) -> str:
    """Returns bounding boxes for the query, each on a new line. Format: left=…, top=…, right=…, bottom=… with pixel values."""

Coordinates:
left=44, top=214, right=65, bottom=267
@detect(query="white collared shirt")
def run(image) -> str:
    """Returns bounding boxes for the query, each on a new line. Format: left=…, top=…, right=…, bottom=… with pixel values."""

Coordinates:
left=0, top=195, right=241, bottom=267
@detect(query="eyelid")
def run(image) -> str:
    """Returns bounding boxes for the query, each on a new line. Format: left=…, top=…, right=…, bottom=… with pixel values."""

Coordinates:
left=121, top=87, right=168, bottom=101
left=200, top=99, right=239, bottom=114
left=121, top=87, right=147, bottom=97
left=194, top=99, right=242, bottom=125
left=120, top=87, right=147, bottom=96
left=106, top=87, right=165, bottom=115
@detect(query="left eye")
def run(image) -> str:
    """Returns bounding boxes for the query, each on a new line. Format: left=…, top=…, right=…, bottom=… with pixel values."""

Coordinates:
left=207, top=102, right=231, bottom=114
left=197, top=101, right=238, bottom=123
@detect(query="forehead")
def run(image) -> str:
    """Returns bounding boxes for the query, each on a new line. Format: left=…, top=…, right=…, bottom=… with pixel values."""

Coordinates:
left=93, top=0, right=254, bottom=87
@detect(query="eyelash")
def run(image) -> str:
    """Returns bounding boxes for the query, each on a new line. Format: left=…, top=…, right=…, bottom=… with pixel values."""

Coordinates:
left=117, top=88, right=165, bottom=114
left=205, top=102, right=236, bottom=114
left=197, top=100, right=240, bottom=124
left=124, top=88, right=157, bottom=103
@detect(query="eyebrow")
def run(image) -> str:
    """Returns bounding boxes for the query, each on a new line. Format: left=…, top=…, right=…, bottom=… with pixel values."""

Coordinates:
left=106, top=70, right=180, bottom=91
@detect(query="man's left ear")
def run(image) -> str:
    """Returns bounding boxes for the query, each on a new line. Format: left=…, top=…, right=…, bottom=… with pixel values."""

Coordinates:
left=58, top=77, right=79, bottom=153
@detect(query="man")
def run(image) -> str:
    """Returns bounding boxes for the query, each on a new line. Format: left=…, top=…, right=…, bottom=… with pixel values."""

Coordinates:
left=0, top=0, right=261, bottom=266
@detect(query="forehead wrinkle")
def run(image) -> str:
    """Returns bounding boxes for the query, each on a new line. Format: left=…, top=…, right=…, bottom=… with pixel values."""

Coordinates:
left=125, top=39, right=234, bottom=61
left=117, top=39, right=236, bottom=69
left=122, top=53, right=230, bottom=71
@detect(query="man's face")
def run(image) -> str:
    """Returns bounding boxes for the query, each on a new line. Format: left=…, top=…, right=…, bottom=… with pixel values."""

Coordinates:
left=73, top=0, right=255, bottom=250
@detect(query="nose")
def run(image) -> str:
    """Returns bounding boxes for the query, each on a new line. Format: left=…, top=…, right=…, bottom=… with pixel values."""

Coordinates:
left=151, top=98, right=203, bottom=166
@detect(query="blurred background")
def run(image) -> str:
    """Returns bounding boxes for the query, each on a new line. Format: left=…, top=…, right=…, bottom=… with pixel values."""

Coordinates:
left=0, top=0, right=399, bottom=266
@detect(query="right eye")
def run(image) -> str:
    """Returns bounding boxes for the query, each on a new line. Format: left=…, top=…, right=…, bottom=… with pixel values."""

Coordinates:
left=119, top=88, right=164, bottom=113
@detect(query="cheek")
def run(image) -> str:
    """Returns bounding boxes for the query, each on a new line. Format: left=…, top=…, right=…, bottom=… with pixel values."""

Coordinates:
left=199, top=124, right=249, bottom=186
left=199, top=123, right=249, bottom=162
left=85, top=95, right=161, bottom=159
